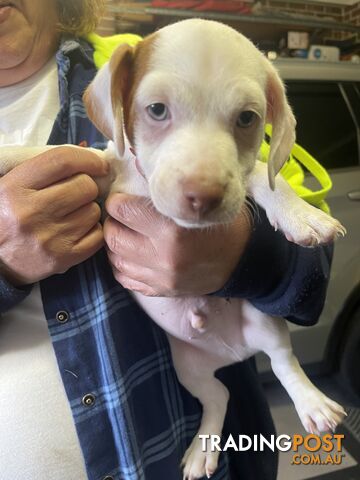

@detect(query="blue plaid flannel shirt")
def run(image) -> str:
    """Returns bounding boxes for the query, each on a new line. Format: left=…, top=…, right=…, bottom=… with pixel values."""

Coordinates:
left=0, top=35, right=334, bottom=480
left=42, top=37, right=231, bottom=480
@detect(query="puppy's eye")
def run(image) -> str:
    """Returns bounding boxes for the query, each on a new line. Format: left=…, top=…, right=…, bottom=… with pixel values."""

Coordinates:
left=236, top=111, right=257, bottom=128
left=146, top=103, right=169, bottom=121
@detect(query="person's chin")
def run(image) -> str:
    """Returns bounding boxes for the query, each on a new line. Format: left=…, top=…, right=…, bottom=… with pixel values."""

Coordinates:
left=0, top=39, right=28, bottom=70
left=0, top=18, right=33, bottom=71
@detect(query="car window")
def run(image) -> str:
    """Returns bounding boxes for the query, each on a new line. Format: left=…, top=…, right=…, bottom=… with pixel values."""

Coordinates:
left=285, top=81, right=360, bottom=170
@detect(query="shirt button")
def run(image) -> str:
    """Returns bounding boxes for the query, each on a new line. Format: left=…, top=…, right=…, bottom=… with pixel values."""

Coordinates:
left=82, top=393, right=96, bottom=407
left=56, top=310, right=69, bottom=323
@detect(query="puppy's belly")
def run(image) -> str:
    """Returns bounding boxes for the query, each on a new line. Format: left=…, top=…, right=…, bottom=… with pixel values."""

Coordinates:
left=132, top=293, right=258, bottom=364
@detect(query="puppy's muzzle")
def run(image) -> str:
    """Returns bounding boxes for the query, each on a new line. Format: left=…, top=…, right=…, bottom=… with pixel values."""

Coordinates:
left=180, top=177, right=226, bottom=217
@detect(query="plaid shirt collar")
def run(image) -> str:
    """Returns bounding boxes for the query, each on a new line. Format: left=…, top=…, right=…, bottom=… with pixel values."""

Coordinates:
left=56, top=36, right=95, bottom=104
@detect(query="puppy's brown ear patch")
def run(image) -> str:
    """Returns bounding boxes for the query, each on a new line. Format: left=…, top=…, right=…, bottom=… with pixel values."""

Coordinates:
left=83, top=43, right=136, bottom=156
left=83, top=79, right=110, bottom=141
left=110, top=44, right=134, bottom=124
left=266, top=65, right=296, bottom=190
left=120, top=33, right=158, bottom=146
left=83, top=36, right=157, bottom=155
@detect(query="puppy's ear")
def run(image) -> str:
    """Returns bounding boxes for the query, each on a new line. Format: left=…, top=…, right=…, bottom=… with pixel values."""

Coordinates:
left=265, top=63, right=296, bottom=190
left=83, top=44, right=134, bottom=157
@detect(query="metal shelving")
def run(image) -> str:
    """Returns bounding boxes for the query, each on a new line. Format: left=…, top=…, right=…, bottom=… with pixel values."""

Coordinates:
left=109, top=5, right=360, bottom=33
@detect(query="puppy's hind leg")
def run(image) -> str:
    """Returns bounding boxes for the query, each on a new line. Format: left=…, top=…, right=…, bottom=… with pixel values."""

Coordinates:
left=263, top=318, right=347, bottom=434
left=169, top=336, right=229, bottom=480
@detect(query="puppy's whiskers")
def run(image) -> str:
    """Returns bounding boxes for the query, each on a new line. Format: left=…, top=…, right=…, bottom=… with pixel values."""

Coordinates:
left=244, top=198, right=259, bottom=224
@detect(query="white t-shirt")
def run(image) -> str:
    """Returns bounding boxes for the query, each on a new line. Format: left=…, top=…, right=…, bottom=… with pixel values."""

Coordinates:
left=0, top=59, right=87, bottom=479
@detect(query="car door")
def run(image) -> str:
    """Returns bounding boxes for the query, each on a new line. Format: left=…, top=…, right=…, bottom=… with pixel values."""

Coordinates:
left=257, top=71, right=360, bottom=376
left=286, top=79, right=360, bottom=368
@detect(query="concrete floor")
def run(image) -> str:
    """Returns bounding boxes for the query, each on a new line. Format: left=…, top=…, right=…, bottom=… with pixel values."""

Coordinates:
left=265, top=376, right=360, bottom=480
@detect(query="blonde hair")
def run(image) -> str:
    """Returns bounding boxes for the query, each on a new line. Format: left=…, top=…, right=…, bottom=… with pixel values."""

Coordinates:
left=56, top=0, right=106, bottom=37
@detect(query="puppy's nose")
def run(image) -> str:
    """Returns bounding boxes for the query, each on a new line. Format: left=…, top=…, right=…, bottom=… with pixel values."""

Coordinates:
left=182, top=181, right=225, bottom=215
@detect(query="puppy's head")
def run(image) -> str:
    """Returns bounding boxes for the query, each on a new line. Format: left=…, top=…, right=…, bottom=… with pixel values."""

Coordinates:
left=84, top=19, right=296, bottom=228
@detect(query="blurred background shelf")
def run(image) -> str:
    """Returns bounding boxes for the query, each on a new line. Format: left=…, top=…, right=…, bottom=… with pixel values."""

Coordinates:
left=98, top=1, right=359, bottom=56
left=108, top=4, right=360, bottom=33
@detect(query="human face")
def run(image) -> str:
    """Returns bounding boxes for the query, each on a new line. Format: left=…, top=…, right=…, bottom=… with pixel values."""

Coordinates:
left=0, top=0, right=59, bottom=86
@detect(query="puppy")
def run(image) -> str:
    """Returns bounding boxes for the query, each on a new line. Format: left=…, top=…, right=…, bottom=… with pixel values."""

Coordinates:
left=1, top=19, right=347, bottom=480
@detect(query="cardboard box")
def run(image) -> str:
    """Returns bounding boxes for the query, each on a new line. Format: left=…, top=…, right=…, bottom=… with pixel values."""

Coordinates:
left=288, top=31, right=309, bottom=49
left=115, top=2, right=153, bottom=23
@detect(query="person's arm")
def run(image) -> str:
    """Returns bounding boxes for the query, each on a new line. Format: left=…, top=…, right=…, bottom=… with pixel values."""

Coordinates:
left=0, top=274, right=33, bottom=313
left=214, top=206, right=333, bottom=326
left=0, top=147, right=109, bottom=313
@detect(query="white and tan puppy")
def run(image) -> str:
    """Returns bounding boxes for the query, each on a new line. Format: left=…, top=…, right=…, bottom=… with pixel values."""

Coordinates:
left=1, top=19, right=347, bottom=480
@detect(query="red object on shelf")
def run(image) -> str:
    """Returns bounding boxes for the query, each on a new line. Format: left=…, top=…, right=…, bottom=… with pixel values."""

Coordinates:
left=151, top=1, right=201, bottom=8
left=195, top=1, right=251, bottom=13
left=151, top=1, right=251, bottom=14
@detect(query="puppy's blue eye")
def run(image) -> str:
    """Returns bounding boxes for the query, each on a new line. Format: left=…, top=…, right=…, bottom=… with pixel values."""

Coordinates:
left=236, top=111, right=257, bottom=128
left=146, top=103, right=169, bottom=121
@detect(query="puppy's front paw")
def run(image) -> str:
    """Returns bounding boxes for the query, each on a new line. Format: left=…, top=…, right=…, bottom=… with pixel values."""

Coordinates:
left=181, top=436, right=220, bottom=480
left=296, top=393, right=347, bottom=435
left=268, top=203, right=346, bottom=247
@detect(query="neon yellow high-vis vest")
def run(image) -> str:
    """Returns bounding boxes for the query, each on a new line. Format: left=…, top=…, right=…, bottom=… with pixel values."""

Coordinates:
left=85, top=33, right=331, bottom=213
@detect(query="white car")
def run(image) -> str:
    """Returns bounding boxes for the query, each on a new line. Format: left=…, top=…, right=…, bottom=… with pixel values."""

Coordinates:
left=257, top=59, right=360, bottom=398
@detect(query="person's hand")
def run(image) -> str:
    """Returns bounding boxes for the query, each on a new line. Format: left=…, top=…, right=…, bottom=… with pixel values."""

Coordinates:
left=104, top=193, right=252, bottom=296
left=0, top=147, right=109, bottom=286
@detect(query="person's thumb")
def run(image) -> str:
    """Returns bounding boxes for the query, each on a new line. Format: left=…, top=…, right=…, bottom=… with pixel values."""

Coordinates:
left=105, top=192, right=167, bottom=237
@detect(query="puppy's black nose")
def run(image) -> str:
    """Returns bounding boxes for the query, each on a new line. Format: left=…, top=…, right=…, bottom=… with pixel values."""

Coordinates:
left=182, top=181, right=225, bottom=215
